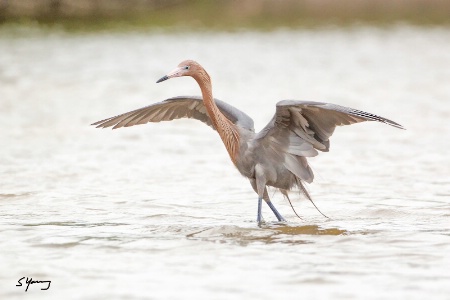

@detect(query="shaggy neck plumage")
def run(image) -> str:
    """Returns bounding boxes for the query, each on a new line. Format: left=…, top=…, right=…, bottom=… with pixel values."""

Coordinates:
left=193, top=69, right=240, bottom=164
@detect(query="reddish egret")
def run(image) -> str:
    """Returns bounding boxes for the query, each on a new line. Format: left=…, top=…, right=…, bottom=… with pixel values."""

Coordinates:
left=93, top=60, right=403, bottom=223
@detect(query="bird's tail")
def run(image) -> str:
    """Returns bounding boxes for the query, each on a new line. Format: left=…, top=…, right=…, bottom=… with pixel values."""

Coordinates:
left=280, top=189, right=303, bottom=220
left=295, top=177, right=329, bottom=219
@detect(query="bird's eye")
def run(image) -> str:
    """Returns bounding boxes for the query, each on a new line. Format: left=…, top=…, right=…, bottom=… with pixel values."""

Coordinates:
left=184, top=66, right=190, bottom=70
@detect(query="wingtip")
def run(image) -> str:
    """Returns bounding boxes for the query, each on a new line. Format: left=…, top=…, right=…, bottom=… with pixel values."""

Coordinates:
left=91, top=118, right=116, bottom=129
left=91, top=119, right=107, bottom=127
left=91, top=122, right=111, bottom=129
left=389, top=121, right=406, bottom=130
left=91, top=121, right=104, bottom=128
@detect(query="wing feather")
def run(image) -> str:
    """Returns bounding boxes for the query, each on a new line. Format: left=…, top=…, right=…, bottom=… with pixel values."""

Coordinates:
left=258, top=100, right=404, bottom=152
left=253, top=100, right=403, bottom=183
left=92, top=96, right=255, bottom=132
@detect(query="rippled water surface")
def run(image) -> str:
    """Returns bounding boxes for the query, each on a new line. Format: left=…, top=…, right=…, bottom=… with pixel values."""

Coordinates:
left=1, top=26, right=449, bottom=299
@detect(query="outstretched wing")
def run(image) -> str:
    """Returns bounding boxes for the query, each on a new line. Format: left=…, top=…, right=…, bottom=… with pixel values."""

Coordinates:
left=254, top=100, right=404, bottom=183
left=92, top=96, right=255, bottom=132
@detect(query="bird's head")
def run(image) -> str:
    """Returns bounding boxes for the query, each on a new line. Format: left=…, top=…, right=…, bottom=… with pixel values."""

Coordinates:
left=156, top=60, right=201, bottom=83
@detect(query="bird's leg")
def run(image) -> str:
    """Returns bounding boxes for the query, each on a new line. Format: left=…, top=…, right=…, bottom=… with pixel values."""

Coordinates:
left=265, top=200, right=286, bottom=222
left=261, top=186, right=286, bottom=222
left=251, top=171, right=286, bottom=223
left=257, top=197, right=263, bottom=224
left=256, top=194, right=286, bottom=223
left=252, top=166, right=286, bottom=223
left=252, top=170, right=267, bottom=224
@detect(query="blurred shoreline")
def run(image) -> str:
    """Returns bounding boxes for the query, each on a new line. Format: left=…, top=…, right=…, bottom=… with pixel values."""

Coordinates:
left=1, top=0, right=450, bottom=31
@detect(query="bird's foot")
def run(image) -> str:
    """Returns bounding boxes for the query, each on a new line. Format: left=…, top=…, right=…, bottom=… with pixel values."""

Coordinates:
left=257, top=218, right=266, bottom=227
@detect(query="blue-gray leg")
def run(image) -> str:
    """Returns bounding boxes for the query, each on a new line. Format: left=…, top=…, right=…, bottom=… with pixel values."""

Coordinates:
left=257, top=197, right=263, bottom=224
left=266, top=201, right=286, bottom=222
left=257, top=197, right=286, bottom=223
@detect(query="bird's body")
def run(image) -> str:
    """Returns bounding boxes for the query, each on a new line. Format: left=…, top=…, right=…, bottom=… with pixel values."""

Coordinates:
left=93, top=60, right=403, bottom=223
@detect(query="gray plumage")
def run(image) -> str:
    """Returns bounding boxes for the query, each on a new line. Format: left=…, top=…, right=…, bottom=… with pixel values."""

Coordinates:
left=93, top=60, right=404, bottom=223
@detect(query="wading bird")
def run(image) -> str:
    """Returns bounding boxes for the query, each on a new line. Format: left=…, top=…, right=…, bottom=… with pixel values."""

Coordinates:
left=93, top=60, right=403, bottom=224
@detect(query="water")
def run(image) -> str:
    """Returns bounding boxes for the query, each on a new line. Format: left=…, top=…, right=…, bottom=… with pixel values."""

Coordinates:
left=1, top=25, right=449, bottom=299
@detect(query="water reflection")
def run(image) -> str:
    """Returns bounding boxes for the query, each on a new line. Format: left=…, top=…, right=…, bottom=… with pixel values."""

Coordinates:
left=267, top=224, right=347, bottom=236
left=187, top=224, right=347, bottom=245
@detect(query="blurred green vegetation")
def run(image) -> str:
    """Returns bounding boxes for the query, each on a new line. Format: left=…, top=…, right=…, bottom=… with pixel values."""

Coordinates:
left=1, top=0, right=450, bottom=31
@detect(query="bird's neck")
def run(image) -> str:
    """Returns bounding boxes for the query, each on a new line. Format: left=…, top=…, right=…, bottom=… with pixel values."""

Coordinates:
left=194, top=72, right=240, bottom=165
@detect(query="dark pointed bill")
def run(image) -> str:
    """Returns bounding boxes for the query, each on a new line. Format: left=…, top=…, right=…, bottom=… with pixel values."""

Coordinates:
left=156, top=75, right=169, bottom=83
